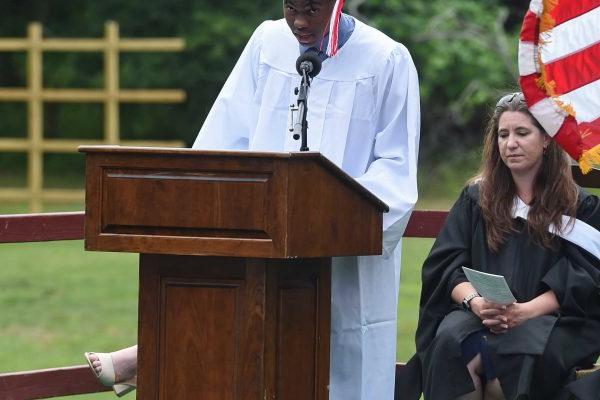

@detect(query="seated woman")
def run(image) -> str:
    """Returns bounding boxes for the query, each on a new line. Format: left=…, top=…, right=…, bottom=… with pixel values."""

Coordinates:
left=400, top=92, right=600, bottom=400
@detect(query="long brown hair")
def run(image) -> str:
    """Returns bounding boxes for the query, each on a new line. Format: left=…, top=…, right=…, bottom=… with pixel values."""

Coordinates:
left=470, top=92, right=578, bottom=252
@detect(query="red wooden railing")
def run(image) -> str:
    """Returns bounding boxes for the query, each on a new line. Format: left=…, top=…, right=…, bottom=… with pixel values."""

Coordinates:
left=0, top=210, right=446, bottom=399
left=2, top=164, right=598, bottom=399
left=0, top=366, right=110, bottom=399
left=0, top=212, right=85, bottom=243
left=0, top=211, right=111, bottom=399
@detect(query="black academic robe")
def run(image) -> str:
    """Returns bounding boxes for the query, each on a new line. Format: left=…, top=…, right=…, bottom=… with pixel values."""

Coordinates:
left=396, top=184, right=600, bottom=400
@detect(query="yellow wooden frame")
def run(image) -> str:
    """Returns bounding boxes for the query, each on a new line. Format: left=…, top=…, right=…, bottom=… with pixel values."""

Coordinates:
left=0, top=22, right=186, bottom=211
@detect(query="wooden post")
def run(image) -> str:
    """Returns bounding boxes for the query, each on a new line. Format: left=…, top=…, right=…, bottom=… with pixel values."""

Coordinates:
left=104, top=21, right=120, bottom=145
left=0, top=23, right=186, bottom=211
left=27, top=22, right=43, bottom=213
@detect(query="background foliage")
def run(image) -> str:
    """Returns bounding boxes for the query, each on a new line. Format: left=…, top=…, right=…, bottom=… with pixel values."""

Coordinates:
left=0, top=0, right=529, bottom=199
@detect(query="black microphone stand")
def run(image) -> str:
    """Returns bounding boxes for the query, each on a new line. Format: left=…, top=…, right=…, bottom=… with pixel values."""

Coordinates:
left=290, top=50, right=321, bottom=152
left=293, top=68, right=310, bottom=151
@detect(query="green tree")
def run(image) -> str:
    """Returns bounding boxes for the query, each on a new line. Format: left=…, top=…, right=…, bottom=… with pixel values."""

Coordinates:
left=360, top=0, right=525, bottom=161
left=0, top=0, right=530, bottom=187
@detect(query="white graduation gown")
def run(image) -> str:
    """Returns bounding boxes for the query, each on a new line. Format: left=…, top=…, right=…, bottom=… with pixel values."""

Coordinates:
left=193, top=18, right=420, bottom=400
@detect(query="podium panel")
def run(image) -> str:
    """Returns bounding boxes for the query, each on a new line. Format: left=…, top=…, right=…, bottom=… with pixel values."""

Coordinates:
left=81, top=147, right=386, bottom=258
left=137, top=254, right=330, bottom=400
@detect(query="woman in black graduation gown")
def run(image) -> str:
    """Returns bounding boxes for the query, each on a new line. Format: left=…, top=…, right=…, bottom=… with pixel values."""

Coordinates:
left=399, top=92, right=600, bottom=400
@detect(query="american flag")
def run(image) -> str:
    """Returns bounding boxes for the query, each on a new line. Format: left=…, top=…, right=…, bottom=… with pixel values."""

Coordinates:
left=519, top=0, right=600, bottom=173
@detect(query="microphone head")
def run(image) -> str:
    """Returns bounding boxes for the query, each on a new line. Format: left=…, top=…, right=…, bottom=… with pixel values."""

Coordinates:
left=296, top=50, right=322, bottom=78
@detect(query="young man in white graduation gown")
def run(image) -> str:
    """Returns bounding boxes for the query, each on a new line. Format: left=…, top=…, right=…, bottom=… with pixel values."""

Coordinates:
left=193, top=1, right=420, bottom=398
left=86, top=0, right=420, bottom=400
left=83, top=2, right=419, bottom=396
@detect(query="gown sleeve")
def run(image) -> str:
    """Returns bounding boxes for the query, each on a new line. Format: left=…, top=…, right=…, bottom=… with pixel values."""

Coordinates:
left=353, top=44, right=420, bottom=257
left=542, top=192, right=600, bottom=318
left=415, top=185, right=477, bottom=354
left=397, top=186, right=480, bottom=400
left=192, top=22, right=268, bottom=150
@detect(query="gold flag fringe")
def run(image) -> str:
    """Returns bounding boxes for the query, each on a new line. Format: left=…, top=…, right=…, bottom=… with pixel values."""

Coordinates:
left=536, top=52, right=555, bottom=95
left=579, top=144, right=600, bottom=174
left=540, top=0, right=558, bottom=33
left=554, top=98, right=576, bottom=117
left=536, top=73, right=555, bottom=94
left=535, top=2, right=577, bottom=120
left=537, top=0, right=559, bottom=94
left=533, top=0, right=595, bottom=175
left=535, top=75, right=576, bottom=117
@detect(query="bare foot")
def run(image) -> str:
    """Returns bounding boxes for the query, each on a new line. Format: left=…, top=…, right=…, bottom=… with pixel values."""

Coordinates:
left=87, top=353, right=103, bottom=375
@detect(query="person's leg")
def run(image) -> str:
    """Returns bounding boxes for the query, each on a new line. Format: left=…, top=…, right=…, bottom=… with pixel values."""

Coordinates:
left=88, top=345, right=138, bottom=383
left=455, top=354, right=483, bottom=400
left=483, top=378, right=505, bottom=400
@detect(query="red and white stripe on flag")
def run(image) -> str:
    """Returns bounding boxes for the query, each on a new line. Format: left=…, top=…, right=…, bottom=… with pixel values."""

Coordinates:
left=519, top=0, right=600, bottom=173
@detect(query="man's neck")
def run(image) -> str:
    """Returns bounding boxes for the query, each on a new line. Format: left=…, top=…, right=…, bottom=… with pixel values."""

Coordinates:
left=298, top=13, right=355, bottom=57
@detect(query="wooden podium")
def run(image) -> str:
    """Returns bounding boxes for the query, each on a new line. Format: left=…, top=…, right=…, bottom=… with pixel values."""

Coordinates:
left=80, top=146, right=388, bottom=400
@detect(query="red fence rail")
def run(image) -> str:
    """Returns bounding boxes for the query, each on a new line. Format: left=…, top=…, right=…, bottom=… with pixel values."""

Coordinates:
left=0, top=212, right=84, bottom=243
left=0, top=366, right=111, bottom=399
left=0, top=210, right=447, bottom=399
left=0, top=210, right=449, bottom=244
left=3, top=165, right=599, bottom=399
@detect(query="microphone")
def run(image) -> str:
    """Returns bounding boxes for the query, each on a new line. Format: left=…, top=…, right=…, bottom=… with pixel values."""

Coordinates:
left=289, top=50, right=321, bottom=151
left=296, top=50, right=322, bottom=78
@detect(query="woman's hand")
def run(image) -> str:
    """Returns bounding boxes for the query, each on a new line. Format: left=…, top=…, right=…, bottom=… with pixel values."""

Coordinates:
left=470, top=297, right=509, bottom=334
left=453, top=282, right=559, bottom=335
left=480, top=302, right=533, bottom=334
left=480, top=291, right=559, bottom=334
left=500, top=302, right=535, bottom=329
left=474, top=300, right=534, bottom=334
left=477, top=296, right=558, bottom=334
left=449, top=283, right=559, bottom=335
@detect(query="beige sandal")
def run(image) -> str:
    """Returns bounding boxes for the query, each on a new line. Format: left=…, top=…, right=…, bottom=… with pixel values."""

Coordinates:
left=84, top=352, right=136, bottom=397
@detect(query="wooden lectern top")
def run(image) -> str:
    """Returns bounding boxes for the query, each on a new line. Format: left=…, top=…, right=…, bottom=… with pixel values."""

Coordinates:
left=80, top=146, right=388, bottom=258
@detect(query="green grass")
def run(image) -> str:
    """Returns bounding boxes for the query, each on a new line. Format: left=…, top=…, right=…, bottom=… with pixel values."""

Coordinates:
left=0, top=223, right=435, bottom=399
left=0, top=241, right=138, bottom=400
left=0, top=165, right=449, bottom=397
left=0, top=201, right=85, bottom=214
left=397, top=238, right=434, bottom=361
left=1, top=158, right=596, bottom=398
